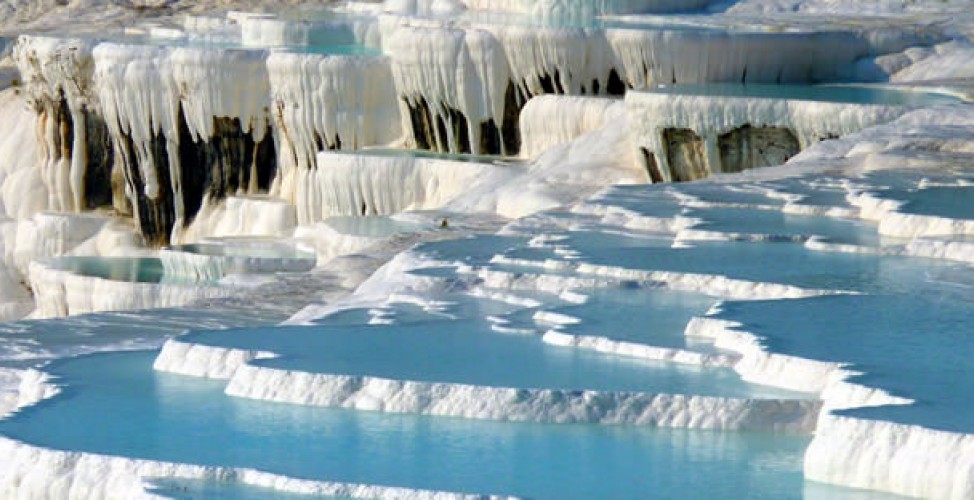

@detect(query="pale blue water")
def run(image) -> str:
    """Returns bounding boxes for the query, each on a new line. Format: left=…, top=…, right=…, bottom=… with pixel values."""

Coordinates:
left=0, top=307, right=283, bottom=369
left=546, top=287, right=718, bottom=349
left=589, top=186, right=686, bottom=217
left=713, top=284, right=974, bottom=433
left=646, top=83, right=962, bottom=106
left=322, top=215, right=426, bottom=237
left=45, top=256, right=168, bottom=283
left=672, top=183, right=786, bottom=207
left=413, top=234, right=528, bottom=264
left=688, top=206, right=880, bottom=245
left=761, top=176, right=854, bottom=209
left=7, top=157, right=970, bottom=499
left=897, top=186, right=974, bottom=220
left=169, top=243, right=315, bottom=260
left=0, top=350, right=813, bottom=499
left=178, top=298, right=803, bottom=399
left=357, top=147, right=527, bottom=165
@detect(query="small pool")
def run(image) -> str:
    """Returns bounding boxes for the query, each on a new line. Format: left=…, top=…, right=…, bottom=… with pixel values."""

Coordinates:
left=895, top=185, right=974, bottom=221
left=178, top=297, right=802, bottom=399
left=645, top=83, right=962, bottom=106
left=357, top=147, right=527, bottom=165
left=688, top=206, right=880, bottom=246
left=170, top=242, right=315, bottom=260
left=545, top=287, right=719, bottom=349
left=0, top=350, right=814, bottom=498
left=321, top=216, right=427, bottom=238
left=45, top=257, right=168, bottom=284
left=713, top=285, right=974, bottom=434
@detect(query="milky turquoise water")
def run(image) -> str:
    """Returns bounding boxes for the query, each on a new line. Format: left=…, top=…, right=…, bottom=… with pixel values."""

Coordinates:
left=715, top=288, right=974, bottom=433
left=178, top=297, right=802, bottom=399
left=0, top=350, right=814, bottom=499
left=646, top=83, right=962, bottom=106
left=4, top=160, right=972, bottom=498
left=45, top=256, right=170, bottom=283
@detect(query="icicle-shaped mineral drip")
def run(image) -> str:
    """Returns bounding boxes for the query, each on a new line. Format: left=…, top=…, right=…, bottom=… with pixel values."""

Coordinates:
left=295, top=152, right=493, bottom=223
left=485, top=24, right=615, bottom=100
left=94, top=43, right=275, bottom=244
left=169, top=47, right=270, bottom=142
left=607, top=28, right=870, bottom=89
left=267, top=52, right=401, bottom=202
left=93, top=43, right=176, bottom=202
left=385, top=25, right=510, bottom=154
left=13, top=36, right=99, bottom=213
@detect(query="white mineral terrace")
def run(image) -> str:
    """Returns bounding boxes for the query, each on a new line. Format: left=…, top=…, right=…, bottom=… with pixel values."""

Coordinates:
left=1, top=0, right=974, bottom=498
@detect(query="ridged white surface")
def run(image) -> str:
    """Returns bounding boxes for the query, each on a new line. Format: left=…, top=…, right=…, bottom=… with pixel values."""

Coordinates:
left=0, top=437, right=503, bottom=500
left=221, top=362, right=819, bottom=431
left=297, top=152, right=498, bottom=223
left=542, top=330, right=737, bottom=368
left=518, top=96, right=624, bottom=159
left=268, top=52, right=401, bottom=201
left=28, top=260, right=233, bottom=318
left=625, top=92, right=907, bottom=182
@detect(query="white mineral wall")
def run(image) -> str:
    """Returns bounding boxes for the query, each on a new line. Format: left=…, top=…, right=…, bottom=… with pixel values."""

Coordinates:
left=518, top=95, right=623, bottom=158
left=222, top=362, right=820, bottom=431
left=0, top=88, right=45, bottom=221
left=94, top=42, right=272, bottom=242
left=480, top=25, right=615, bottom=101
left=606, top=28, right=870, bottom=89
left=12, top=36, right=98, bottom=213
left=383, top=25, right=510, bottom=154
left=296, top=152, right=497, bottom=223
left=93, top=42, right=270, bottom=175
left=625, top=92, right=907, bottom=181
left=159, top=249, right=314, bottom=281
left=461, top=0, right=714, bottom=16
left=177, top=196, right=297, bottom=243
left=684, top=312, right=974, bottom=499
left=27, top=260, right=233, bottom=318
left=0, top=437, right=496, bottom=500
left=805, top=413, right=974, bottom=499
left=542, top=330, right=738, bottom=368
left=267, top=52, right=401, bottom=201
left=8, top=212, right=108, bottom=274
left=240, top=14, right=382, bottom=48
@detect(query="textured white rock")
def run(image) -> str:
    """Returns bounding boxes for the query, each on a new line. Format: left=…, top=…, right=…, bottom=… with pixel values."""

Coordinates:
left=297, top=151, right=498, bottom=223
left=160, top=243, right=315, bottom=281
left=518, top=96, right=624, bottom=159
left=383, top=24, right=510, bottom=154
left=222, top=362, right=819, bottom=431
left=542, top=330, right=737, bottom=368
left=93, top=42, right=271, bottom=236
left=0, top=368, right=58, bottom=419
left=625, top=91, right=908, bottom=182
left=12, top=36, right=98, bottom=213
left=267, top=52, right=401, bottom=202
left=0, top=437, right=500, bottom=500
left=28, top=260, right=233, bottom=318
left=177, top=196, right=298, bottom=243
left=153, top=338, right=276, bottom=379
left=805, top=414, right=974, bottom=499
left=0, top=88, right=45, bottom=221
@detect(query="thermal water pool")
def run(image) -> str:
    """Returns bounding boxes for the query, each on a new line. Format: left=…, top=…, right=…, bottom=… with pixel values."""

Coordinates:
left=0, top=349, right=814, bottom=498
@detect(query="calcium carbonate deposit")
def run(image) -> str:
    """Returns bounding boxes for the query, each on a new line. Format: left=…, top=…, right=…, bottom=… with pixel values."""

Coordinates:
left=1, top=0, right=974, bottom=498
